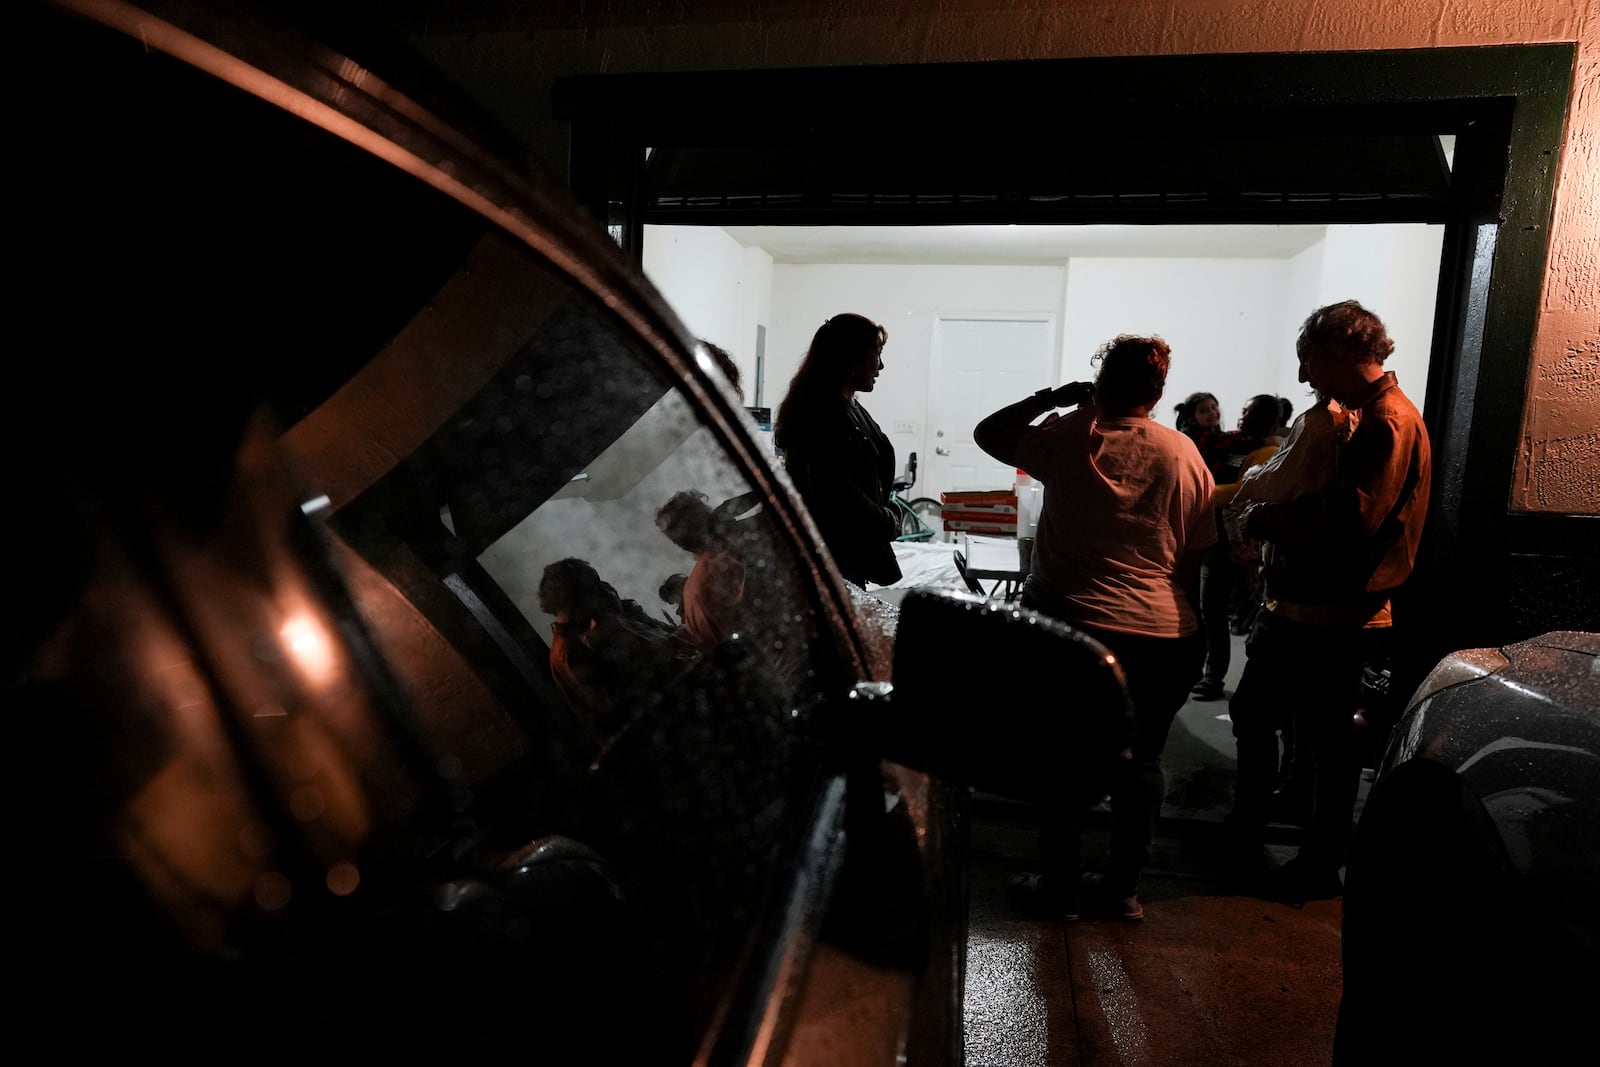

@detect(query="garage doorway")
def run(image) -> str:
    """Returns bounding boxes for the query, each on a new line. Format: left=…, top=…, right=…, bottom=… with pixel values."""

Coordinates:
left=555, top=44, right=1577, bottom=668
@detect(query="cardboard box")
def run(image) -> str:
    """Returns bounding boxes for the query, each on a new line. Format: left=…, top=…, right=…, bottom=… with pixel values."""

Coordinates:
left=941, top=509, right=1020, bottom=524
left=943, top=518, right=1018, bottom=535
left=940, top=489, right=1017, bottom=508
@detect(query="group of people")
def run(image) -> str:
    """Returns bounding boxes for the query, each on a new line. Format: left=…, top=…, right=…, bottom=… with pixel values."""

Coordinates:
left=538, top=341, right=797, bottom=752
left=1174, top=389, right=1294, bottom=702
left=539, top=484, right=793, bottom=748
left=779, top=300, right=1431, bottom=919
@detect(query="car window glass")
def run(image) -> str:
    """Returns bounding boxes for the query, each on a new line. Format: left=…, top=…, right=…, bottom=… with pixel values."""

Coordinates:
left=321, top=240, right=835, bottom=1057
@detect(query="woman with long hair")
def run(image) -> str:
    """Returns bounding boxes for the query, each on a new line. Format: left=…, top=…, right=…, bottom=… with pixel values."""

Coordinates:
left=774, top=313, right=902, bottom=587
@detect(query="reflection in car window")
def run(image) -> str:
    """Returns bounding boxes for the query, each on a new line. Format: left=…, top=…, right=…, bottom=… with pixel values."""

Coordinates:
left=331, top=270, right=833, bottom=1058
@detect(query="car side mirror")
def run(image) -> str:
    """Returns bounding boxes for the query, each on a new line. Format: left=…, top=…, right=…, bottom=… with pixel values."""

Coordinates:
left=866, top=589, right=1134, bottom=800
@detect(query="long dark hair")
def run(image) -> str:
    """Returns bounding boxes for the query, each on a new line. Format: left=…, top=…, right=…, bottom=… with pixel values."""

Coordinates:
left=775, top=313, right=886, bottom=446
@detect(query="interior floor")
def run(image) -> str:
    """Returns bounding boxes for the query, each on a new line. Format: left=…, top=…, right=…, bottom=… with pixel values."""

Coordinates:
left=964, top=807, right=1341, bottom=1067
left=960, top=631, right=1366, bottom=1066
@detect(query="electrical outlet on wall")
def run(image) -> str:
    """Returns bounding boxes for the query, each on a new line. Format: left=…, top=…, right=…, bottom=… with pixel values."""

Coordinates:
left=892, top=419, right=916, bottom=434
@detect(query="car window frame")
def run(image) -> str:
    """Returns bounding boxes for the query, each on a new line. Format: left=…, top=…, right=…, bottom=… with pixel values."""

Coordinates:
left=47, top=5, right=920, bottom=1063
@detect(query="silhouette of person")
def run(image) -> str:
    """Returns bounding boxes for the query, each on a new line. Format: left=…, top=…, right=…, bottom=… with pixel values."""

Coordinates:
left=539, top=557, right=689, bottom=748
left=1274, top=396, right=1295, bottom=439
left=1224, top=391, right=1358, bottom=820
left=975, top=334, right=1214, bottom=922
left=774, top=313, right=902, bottom=588
left=700, top=339, right=743, bottom=400
left=659, top=573, right=688, bottom=623
left=1191, top=393, right=1283, bottom=701
left=656, top=490, right=750, bottom=651
left=1174, top=390, right=1224, bottom=461
left=1225, top=301, right=1431, bottom=903
left=1217, top=394, right=1294, bottom=639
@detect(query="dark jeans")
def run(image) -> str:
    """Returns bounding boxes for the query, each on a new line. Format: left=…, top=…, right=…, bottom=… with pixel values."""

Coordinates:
left=1228, top=609, right=1384, bottom=872
left=1021, top=595, right=1206, bottom=898
left=1198, top=537, right=1234, bottom=683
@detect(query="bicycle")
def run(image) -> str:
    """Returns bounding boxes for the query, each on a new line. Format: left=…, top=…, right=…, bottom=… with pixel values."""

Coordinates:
left=891, top=451, right=944, bottom=542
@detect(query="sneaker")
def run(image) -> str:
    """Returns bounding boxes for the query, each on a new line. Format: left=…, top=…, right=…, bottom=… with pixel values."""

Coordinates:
left=1007, top=872, right=1080, bottom=921
left=1080, top=871, right=1143, bottom=921
left=1190, top=677, right=1225, bottom=701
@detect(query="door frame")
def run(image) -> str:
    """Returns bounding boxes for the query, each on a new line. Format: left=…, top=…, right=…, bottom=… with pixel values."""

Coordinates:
left=554, top=45, right=1589, bottom=665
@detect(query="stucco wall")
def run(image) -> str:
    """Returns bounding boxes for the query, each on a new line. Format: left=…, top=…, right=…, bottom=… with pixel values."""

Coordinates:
left=412, top=0, right=1599, bottom=513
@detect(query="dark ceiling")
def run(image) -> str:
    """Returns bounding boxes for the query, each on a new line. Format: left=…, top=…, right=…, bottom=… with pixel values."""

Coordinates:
left=242, top=1, right=1459, bottom=227
left=639, top=133, right=1453, bottom=225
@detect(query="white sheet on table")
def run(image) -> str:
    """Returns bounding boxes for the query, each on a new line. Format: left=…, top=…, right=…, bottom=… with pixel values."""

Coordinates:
left=885, top=540, right=969, bottom=591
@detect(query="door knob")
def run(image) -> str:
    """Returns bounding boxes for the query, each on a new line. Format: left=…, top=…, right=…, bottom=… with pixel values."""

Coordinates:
left=935, top=446, right=951, bottom=456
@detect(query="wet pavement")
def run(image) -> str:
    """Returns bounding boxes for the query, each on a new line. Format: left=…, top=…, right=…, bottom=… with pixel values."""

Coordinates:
left=960, top=632, right=1358, bottom=1066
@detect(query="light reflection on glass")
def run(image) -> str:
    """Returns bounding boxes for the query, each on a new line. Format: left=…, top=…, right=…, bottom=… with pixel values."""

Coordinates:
left=280, top=612, right=335, bottom=686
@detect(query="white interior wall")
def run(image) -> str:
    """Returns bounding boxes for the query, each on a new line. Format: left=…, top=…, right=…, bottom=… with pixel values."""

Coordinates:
left=1314, top=225, right=1445, bottom=411
left=1059, top=258, right=1290, bottom=431
left=1278, top=242, right=1328, bottom=410
left=641, top=223, right=1445, bottom=479
left=640, top=225, right=772, bottom=396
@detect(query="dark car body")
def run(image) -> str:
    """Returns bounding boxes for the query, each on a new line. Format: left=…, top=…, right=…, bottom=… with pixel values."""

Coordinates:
left=1336, top=631, right=1600, bottom=1064
left=8, top=2, right=1130, bottom=1062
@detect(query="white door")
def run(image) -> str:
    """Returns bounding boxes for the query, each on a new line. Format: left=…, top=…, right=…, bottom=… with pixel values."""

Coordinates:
left=926, top=315, right=1056, bottom=499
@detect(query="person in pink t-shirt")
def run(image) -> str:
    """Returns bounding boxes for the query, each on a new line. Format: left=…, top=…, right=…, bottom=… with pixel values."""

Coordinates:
left=975, top=334, right=1214, bottom=922
left=655, top=490, right=750, bottom=652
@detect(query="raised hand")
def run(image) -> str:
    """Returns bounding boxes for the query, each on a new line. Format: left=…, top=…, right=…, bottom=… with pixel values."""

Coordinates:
left=1047, top=381, right=1096, bottom=408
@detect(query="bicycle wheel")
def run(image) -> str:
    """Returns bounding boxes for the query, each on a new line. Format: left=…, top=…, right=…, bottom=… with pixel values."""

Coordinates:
left=910, top=497, right=943, bottom=528
left=896, top=497, right=941, bottom=541
left=896, top=498, right=928, bottom=540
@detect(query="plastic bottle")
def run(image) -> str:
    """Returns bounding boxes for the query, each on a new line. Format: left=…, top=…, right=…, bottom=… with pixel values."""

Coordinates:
left=1014, top=469, right=1042, bottom=537
left=1015, top=468, right=1041, bottom=573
